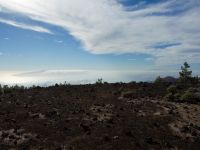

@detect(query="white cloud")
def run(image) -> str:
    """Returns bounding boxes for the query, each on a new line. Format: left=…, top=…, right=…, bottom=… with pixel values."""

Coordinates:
left=15, top=69, right=88, bottom=77
left=128, top=58, right=136, bottom=61
left=55, top=40, right=63, bottom=43
left=145, top=57, right=154, bottom=61
left=0, top=0, right=199, bottom=64
left=0, top=18, right=53, bottom=34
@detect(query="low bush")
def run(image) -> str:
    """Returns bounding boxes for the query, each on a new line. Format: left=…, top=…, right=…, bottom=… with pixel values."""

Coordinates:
left=180, top=88, right=200, bottom=103
left=165, top=85, right=179, bottom=101
left=96, top=78, right=103, bottom=84
left=121, top=90, right=137, bottom=99
left=167, top=85, right=177, bottom=94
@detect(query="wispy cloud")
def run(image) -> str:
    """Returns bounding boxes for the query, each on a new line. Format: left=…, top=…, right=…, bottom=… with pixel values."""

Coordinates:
left=0, top=52, right=3, bottom=56
left=15, top=70, right=88, bottom=77
left=3, top=37, right=9, bottom=40
left=0, top=18, right=53, bottom=34
left=128, top=58, right=136, bottom=61
left=54, top=40, right=63, bottom=43
left=145, top=57, right=154, bottom=61
left=0, top=0, right=199, bottom=64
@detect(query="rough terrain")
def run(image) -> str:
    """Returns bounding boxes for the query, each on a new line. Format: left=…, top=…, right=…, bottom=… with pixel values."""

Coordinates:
left=0, top=83, right=199, bottom=149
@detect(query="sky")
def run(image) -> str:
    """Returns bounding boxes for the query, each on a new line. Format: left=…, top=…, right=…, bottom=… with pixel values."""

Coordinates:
left=0, top=0, right=200, bottom=85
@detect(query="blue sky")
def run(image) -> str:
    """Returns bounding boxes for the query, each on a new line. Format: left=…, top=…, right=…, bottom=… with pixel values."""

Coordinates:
left=0, top=0, right=200, bottom=85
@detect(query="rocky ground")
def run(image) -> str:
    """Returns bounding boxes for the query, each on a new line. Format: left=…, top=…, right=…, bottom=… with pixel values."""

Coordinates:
left=0, top=83, right=199, bottom=150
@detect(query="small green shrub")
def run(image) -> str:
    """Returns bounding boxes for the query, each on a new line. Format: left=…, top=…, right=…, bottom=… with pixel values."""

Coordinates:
left=121, top=90, right=137, bottom=99
left=165, top=85, right=179, bottom=101
left=0, top=85, right=4, bottom=95
left=174, top=93, right=181, bottom=100
left=167, top=85, right=177, bottom=94
left=154, top=76, right=163, bottom=84
left=96, top=78, right=103, bottom=84
left=180, top=88, right=200, bottom=103
left=164, top=92, right=174, bottom=101
left=55, top=83, right=59, bottom=87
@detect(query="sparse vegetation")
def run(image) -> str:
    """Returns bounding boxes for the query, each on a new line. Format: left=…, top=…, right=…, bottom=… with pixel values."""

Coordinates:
left=165, top=85, right=178, bottom=101
left=96, top=78, right=103, bottom=84
left=0, top=84, right=25, bottom=95
left=164, top=62, right=200, bottom=103
left=121, top=90, right=137, bottom=99
left=179, top=62, right=192, bottom=81
left=180, top=87, right=200, bottom=103
left=177, top=62, right=200, bottom=87
left=154, top=76, right=163, bottom=84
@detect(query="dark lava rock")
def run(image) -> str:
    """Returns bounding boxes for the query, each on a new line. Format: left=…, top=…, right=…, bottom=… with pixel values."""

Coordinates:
left=46, top=110, right=58, bottom=117
left=164, top=142, right=174, bottom=149
left=103, top=135, right=111, bottom=142
left=80, top=123, right=90, bottom=133
left=145, top=137, right=160, bottom=145
left=107, top=119, right=114, bottom=124
left=153, top=122, right=160, bottom=128
left=125, top=131, right=133, bottom=137
left=2, top=132, right=9, bottom=138
left=181, top=126, right=190, bottom=133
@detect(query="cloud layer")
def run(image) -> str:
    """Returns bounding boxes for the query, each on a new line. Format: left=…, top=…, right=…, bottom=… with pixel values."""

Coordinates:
left=0, top=0, right=199, bottom=64
left=0, top=69, right=178, bottom=86
left=0, top=18, right=53, bottom=34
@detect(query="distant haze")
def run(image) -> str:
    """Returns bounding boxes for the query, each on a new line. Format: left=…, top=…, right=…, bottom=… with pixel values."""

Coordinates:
left=0, top=69, right=180, bottom=86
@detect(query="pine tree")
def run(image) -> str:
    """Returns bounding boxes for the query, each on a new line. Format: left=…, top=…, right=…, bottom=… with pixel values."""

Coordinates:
left=154, top=76, right=163, bottom=83
left=179, top=62, right=192, bottom=86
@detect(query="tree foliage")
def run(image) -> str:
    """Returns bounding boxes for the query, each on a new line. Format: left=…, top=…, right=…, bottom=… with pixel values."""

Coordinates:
left=154, top=76, right=163, bottom=83
left=96, top=78, right=103, bottom=84
left=179, top=62, right=192, bottom=86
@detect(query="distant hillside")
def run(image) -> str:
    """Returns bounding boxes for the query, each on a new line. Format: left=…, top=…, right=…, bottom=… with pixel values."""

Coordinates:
left=162, top=76, right=178, bottom=83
